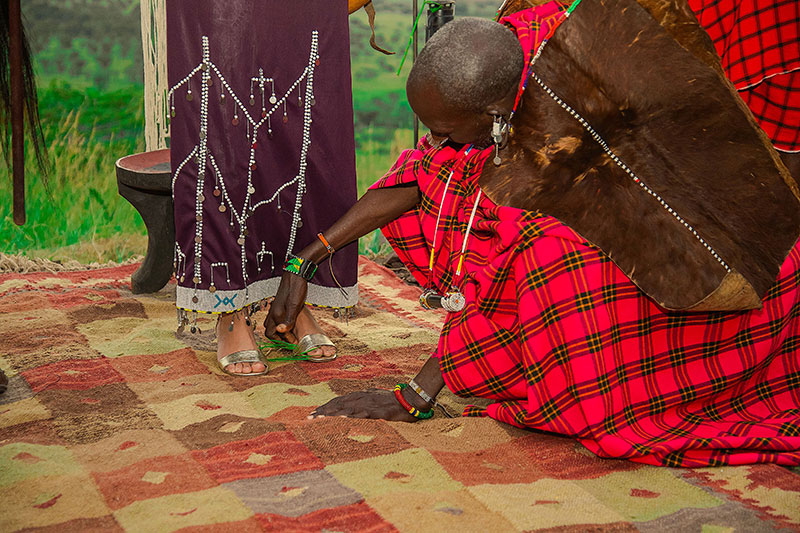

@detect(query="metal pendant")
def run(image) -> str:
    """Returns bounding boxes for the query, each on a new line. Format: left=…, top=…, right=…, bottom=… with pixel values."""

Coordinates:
left=442, top=291, right=466, bottom=312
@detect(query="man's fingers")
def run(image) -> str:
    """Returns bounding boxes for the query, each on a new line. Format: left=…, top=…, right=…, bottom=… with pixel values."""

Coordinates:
left=264, top=317, right=278, bottom=339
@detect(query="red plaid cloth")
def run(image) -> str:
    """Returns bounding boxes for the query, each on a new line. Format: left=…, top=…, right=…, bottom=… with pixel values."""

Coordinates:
left=688, top=0, right=800, bottom=152
left=369, top=1, right=800, bottom=466
left=501, top=1, right=569, bottom=112
left=373, top=138, right=800, bottom=467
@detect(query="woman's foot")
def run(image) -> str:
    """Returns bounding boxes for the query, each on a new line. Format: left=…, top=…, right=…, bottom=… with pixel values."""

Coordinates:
left=293, top=307, right=337, bottom=360
left=216, top=311, right=266, bottom=375
left=264, top=299, right=337, bottom=361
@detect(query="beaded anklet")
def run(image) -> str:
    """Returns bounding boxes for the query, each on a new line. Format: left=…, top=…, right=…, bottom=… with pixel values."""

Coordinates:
left=394, top=383, right=434, bottom=419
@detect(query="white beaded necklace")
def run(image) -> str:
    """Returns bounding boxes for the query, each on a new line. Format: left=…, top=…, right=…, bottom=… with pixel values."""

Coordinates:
left=425, top=145, right=482, bottom=307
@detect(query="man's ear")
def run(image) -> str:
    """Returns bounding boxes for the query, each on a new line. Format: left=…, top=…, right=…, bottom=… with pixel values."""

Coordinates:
left=485, top=84, right=518, bottom=118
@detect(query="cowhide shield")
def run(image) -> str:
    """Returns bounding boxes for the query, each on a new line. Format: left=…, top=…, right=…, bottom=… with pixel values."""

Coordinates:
left=480, top=0, right=800, bottom=311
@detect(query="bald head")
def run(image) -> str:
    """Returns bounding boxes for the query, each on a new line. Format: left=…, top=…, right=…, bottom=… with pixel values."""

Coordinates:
left=407, top=17, right=524, bottom=114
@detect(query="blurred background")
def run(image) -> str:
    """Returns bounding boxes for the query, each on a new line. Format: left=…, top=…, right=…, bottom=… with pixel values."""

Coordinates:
left=0, top=0, right=498, bottom=264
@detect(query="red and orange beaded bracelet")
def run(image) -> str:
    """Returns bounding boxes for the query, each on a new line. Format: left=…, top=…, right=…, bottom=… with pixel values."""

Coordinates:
left=393, top=383, right=434, bottom=419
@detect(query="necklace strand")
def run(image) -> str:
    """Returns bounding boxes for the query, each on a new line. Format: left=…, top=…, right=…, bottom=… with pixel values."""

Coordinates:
left=455, top=188, right=482, bottom=280
left=427, top=146, right=473, bottom=288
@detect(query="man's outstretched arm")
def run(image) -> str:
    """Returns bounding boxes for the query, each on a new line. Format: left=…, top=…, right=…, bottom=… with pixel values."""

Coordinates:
left=309, top=355, right=445, bottom=421
left=264, top=184, right=420, bottom=340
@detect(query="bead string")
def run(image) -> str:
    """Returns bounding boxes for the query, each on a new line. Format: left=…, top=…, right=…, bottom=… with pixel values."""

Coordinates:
left=172, top=146, right=198, bottom=193
left=429, top=169, right=456, bottom=272
left=208, top=262, right=230, bottom=293
left=249, top=175, right=303, bottom=212
left=191, top=36, right=213, bottom=289
left=256, top=242, right=274, bottom=273
left=507, top=0, right=578, bottom=120
left=173, top=244, right=186, bottom=282
left=285, top=31, right=319, bottom=258
left=427, top=146, right=475, bottom=290
left=455, top=188, right=482, bottom=278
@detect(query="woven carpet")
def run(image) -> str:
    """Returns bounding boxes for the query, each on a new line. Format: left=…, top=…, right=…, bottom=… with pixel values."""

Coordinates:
left=1, top=257, right=800, bottom=532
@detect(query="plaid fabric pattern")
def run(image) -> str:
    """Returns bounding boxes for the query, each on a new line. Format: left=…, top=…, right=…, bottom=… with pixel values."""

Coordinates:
left=500, top=1, right=569, bottom=112
left=374, top=137, right=800, bottom=467
left=688, top=0, right=800, bottom=151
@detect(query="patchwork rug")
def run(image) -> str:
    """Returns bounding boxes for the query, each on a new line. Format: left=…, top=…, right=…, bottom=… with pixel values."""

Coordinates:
left=1, top=257, right=800, bottom=532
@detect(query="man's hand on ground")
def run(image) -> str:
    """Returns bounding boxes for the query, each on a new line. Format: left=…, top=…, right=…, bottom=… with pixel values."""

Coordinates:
left=308, top=389, right=418, bottom=422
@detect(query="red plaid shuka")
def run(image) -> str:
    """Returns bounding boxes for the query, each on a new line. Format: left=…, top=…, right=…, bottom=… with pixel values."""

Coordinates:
left=371, top=2, right=800, bottom=466
left=373, top=138, right=800, bottom=468
left=688, top=0, right=800, bottom=152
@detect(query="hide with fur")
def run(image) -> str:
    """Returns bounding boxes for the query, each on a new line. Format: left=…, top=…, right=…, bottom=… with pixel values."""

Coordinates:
left=481, top=0, right=800, bottom=311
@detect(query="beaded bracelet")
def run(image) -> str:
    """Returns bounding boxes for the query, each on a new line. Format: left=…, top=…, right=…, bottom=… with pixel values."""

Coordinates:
left=408, top=378, right=434, bottom=403
left=284, top=253, right=317, bottom=281
left=394, top=383, right=434, bottom=419
left=317, top=232, right=335, bottom=254
left=317, top=232, right=349, bottom=301
left=407, top=379, right=455, bottom=418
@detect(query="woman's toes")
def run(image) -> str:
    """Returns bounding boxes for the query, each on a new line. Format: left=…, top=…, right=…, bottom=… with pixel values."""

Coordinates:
left=223, top=361, right=266, bottom=375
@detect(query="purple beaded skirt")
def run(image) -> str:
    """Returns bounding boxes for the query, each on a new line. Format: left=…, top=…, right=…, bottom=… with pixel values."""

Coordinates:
left=167, top=0, right=358, bottom=315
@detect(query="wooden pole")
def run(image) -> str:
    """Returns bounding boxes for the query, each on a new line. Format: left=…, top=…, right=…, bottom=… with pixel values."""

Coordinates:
left=412, top=0, right=419, bottom=145
left=9, top=0, right=25, bottom=225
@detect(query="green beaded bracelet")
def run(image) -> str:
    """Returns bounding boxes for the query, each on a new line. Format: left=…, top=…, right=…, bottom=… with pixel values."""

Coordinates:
left=284, top=253, right=317, bottom=281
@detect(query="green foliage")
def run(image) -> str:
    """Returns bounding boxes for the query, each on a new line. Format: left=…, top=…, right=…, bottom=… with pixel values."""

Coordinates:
left=24, top=0, right=144, bottom=89
left=7, top=0, right=498, bottom=259
left=0, top=85, right=146, bottom=258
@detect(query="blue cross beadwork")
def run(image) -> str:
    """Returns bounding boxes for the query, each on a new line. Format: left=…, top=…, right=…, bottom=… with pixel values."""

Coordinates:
left=214, top=293, right=237, bottom=309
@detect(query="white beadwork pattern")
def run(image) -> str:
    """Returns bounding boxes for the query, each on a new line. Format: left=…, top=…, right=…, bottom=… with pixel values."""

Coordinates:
left=168, top=31, right=320, bottom=297
left=256, top=242, right=275, bottom=273
left=526, top=30, right=732, bottom=274
left=173, top=244, right=186, bottom=282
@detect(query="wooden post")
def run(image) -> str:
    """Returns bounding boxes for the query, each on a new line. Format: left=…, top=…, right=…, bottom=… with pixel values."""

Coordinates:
left=412, top=0, right=419, bottom=145
left=9, top=0, right=25, bottom=225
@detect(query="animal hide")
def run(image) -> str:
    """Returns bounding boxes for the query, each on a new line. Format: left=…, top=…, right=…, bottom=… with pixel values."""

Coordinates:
left=480, top=0, right=800, bottom=311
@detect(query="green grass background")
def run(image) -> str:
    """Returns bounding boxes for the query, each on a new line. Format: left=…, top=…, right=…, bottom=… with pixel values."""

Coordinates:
left=1, top=0, right=498, bottom=262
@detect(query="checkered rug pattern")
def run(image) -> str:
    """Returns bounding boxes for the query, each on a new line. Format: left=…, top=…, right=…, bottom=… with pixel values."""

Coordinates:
left=1, top=257, right=800, bottom=532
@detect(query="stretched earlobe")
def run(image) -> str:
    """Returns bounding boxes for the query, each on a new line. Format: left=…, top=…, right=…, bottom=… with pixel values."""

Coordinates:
left=491, top=115, right=509, bottom=166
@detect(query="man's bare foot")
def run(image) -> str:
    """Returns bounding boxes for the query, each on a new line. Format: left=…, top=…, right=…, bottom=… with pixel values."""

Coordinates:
left=293, top=307, right=336, bottom=360
left=216, top=311, right=266, bottom=375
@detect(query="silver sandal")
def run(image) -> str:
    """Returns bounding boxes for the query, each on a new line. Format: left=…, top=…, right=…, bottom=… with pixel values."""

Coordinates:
left=218, top=350, right=269, bottom=376
left=294, top=333, right=337, bottom=362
